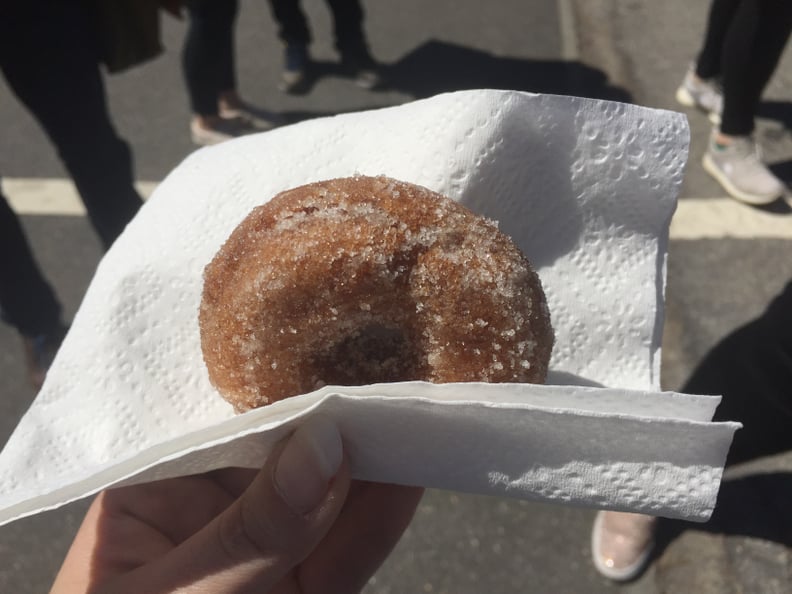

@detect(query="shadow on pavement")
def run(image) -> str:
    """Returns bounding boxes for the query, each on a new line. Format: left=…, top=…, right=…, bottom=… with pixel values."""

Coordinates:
left=655, top=472, right=792, bottom=554
left=709, top=472, right=792, bottom=544
left=759, top=100, right=792, bottom=197
left=758, top=99, right=792, bottom=130
left=653, top=279, right=792, bottom=556
left=768, top=158, right=792, bottom=190
left=754, top=191, right=792, bottom=214
left=280, top=39, right=632, bottom=123
left=384, top=40, right=632, bottom=102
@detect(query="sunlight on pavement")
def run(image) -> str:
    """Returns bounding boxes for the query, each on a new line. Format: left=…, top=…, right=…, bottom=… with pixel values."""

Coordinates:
left=6, top=177, right=792, bottom=240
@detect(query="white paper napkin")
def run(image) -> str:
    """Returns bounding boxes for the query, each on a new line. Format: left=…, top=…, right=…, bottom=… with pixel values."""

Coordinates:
left=0, top=90, right=738, bottom=526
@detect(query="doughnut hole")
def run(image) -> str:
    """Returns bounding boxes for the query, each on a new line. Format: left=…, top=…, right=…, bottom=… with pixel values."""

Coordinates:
left=308, top=323, right=419, bottom=387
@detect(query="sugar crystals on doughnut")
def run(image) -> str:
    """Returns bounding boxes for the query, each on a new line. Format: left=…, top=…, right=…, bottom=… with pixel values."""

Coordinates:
left=200, top=175, right=553, bottom=412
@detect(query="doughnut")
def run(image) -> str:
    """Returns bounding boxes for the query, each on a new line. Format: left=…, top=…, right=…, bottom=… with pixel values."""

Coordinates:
left=200, top=175, right=553, bottom=412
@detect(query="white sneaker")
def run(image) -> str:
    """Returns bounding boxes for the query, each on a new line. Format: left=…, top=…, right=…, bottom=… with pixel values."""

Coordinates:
left=190, top=116, right=256, bottom=146
left=675, top=65, right=723, bottom=125
left=591, top=511, right=656, bottom=582
left=703, top=132, right=786, bottom=205
left=219, top=105, right=280, bottom=131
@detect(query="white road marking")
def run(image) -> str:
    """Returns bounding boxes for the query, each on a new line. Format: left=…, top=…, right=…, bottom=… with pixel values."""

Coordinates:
left=671, top=197, right=792, bottom=239
left=3, top=178, right=792, bottom=240
left=2, top=177, right=157, bottom=216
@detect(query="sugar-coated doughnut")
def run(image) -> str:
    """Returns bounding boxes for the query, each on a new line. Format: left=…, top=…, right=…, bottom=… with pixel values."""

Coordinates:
left=200, top=175, right=553, bottom=412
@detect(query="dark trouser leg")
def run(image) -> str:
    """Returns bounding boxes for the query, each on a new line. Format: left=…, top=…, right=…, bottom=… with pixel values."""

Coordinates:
left=268, top=0, right=312, bottom=46
left=0, top=2, right=143, bottom=250
left=718, top=0, right=792, bottom=135
left=183, top=0, right=239, bottom=116
left=0, top=187, right=62, bottom=337
left=325, top=0, right=366, bottom=54
left=683, top=281, right=792, bottom=466
left=695, top=0, right=741, bottom=79
left=696, top=0, right=792, bottom=136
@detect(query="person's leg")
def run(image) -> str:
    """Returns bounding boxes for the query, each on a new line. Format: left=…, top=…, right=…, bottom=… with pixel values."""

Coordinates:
left=325, top=0, right=380, bottom=88
left=746, top=0, right=792, bottom=96
left=183, top=0, right=254, bottom=144
left=700, top=0, right=791, bottom=204
left=695, top=0, right=742, bottom=79
left=183, top=0, right=239, bottom=118
left=718, top=0, right=792, bottom=136
left=676, top=0, right=739, bottom=122
left=268, top=0, right=312, bottom=46
left=268, top=0, right=312, bottom=93
left=0, top=2, right=142, bottom=249
left=0, top=187, right=62, bottom=338
left=0, top=185, right=66, bottom=389
left=325, top=0, right=366, bottom=55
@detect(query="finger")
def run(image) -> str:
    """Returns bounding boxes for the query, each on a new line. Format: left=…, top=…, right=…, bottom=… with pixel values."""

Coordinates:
left=104, top=475, right=238, bottom=545
left=207, top=466, right=258, bottom=498
left=297, top=481, right=424, bottom=593
left=110, top=415, right=350, bottom=594
left=50, top=476, right=239, bottom=593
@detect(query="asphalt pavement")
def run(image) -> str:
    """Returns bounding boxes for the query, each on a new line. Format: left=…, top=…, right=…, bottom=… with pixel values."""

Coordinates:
left=2, top=0, right=792, bottom=592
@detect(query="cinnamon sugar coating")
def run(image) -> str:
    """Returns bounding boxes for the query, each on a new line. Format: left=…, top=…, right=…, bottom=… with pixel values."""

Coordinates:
left=200, top=175, right=554, bottom=412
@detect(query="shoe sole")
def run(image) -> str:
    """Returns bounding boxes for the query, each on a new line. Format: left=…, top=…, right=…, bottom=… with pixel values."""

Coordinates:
left=279, top=75, right=303, bottom=93
left=591, top=511, right=654, bottom=582
left=702, top=153, right=781, bottom=206
left=354, top=76, right=379, bottom=90
left=675, top=86, right=721, bottom=125
left=219, top=109, right=278, bottom=131
left=279, top=59, right=314, bottom=94
left=190, top=131, right=216, bottom=146
left=190, top=130, right=229, bottom=146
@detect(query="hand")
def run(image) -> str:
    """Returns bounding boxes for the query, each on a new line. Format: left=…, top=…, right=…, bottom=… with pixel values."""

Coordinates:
left=50, top=416, right=423, bottom=593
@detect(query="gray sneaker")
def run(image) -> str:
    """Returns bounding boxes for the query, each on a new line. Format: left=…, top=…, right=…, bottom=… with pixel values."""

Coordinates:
left=675, top=65, right=723, bottom=125
left=702, top=132, right=786, bottom=205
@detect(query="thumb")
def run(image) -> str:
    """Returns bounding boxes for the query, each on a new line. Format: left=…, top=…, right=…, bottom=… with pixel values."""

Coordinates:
left=121, top=416, right=350, bottom=593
